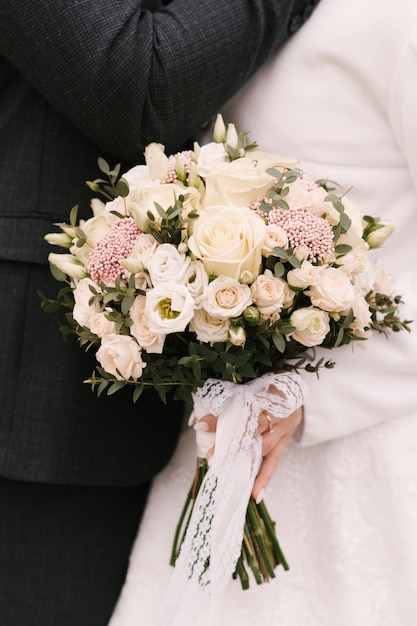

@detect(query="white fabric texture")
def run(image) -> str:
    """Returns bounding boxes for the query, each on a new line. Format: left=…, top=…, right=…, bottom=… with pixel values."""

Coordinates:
left=149, top=373, right=306, bottom=626
left=109, top=0, right=417, bottom=624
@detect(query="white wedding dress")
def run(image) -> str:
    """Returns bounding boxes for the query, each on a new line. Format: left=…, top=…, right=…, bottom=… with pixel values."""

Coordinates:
left=109, top=0, right=417, bottom=624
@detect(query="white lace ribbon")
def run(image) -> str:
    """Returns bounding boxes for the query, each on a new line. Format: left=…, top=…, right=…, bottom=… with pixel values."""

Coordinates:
left=152, top=371, right=307, bottom=626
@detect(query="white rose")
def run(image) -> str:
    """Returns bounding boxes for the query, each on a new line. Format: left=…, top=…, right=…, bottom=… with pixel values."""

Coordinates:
left=48, top=253, right=88, bottom=280
left=96, top=334, right=146, bottom=381
left=72, top=278, right=100, bottom=328
left=146, top=243, right=191, bottom=286
left=145, top=284, right=195, bottom=333
left=185, top=260, right=209, bottom=300
left=200, top=275, right=251, bottom=319
left=307, top=267, right=355, bottom=312
left=344, top=290, right=372, bottom=338
left=290, top=307, right=330, bottom=347
left=337, top=247, right=370, bottom=277
left=250, top=270, right=287, bottom=315
left=199, top=150, right=297, bottom=208
left=262, top=224, right=289, bottom=257
left=189, top=308, right=230, bottom=343
left=287, top=261, right=322, bottom=290
left=129, top=295, right=166, bottom=354
left=188, top=206, right=266, bottom=281
left=89, top=311, right=118, bottom=338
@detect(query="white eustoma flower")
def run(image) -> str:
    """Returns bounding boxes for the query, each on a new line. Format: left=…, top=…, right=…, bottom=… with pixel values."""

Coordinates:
left=145, top=284, right=195, bottom=333
left=48, top=253, right=87, bottom=280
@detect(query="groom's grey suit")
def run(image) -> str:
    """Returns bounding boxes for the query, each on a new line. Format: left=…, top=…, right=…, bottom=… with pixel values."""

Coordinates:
left=0, top=0, right=319, bottom=623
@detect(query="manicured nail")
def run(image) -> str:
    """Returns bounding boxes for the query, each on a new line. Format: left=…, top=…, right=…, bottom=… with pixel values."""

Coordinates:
left=194, top=421, right=209, bottom=432
left=255, top=489, right=265, bottom=504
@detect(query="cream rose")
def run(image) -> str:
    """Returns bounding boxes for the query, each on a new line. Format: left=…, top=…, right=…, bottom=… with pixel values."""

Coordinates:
left=96, top=334, right=146, bottom=381
left=89, top=311, right=118, bottom=338
left=287, top=261, right=322, bottom=290
left=129, top=295, right=166, bottom=354
left=146, top=243, right=191, bottom=286
left=198, top=148, right=297, bottom=208
left=188, top=206, right=266, bottom=281
left=337, top=248, right=370, bottom=277
left=200, top=275, right=251, bottom=319
left=290, top=307, right=330, bottom=347
left=250, top=270, right=287, bottom=315
left=145, top=284, right=195, bottom=333
left=189, top=308, right=230, bottom=343
left=262, top=224, right=289, bottom=257
left=306, top=267, right=355, bottom=312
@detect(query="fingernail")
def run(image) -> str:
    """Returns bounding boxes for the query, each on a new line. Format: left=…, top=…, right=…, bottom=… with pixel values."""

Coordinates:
left=255, top=489, right=265, bottom=505
left=194, top=421, right=209, bottom=432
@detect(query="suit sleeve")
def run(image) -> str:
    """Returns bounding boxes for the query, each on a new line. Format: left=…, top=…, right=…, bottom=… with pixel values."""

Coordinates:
left=0, top=0, right=314, bottom=161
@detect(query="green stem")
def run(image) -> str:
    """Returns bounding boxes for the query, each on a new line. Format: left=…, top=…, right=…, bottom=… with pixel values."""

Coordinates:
left=256, top=500, right=289, bottom=570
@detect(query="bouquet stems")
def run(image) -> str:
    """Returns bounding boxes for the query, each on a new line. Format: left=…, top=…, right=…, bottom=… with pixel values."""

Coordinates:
left=170, top=457, right=289, bottom=589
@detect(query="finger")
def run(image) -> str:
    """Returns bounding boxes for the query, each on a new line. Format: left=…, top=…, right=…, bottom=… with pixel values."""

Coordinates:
left=252, top=435, right=289, bottom=501
left=193, top=413, right=217, bottom=433
left=256, top=410, right=276, bottom=436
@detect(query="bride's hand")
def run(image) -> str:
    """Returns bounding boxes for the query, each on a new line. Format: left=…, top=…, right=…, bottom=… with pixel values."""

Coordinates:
left=252, top=406, right=303, bottom=502
left=195, top=405, right=303, bottom=502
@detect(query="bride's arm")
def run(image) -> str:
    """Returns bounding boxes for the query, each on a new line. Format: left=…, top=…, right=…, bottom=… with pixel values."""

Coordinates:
left=0, top=0, right=318, bottom=161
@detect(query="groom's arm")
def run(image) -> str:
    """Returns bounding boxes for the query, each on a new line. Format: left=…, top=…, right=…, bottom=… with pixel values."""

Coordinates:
left=0, top=0, right=318, bottom=161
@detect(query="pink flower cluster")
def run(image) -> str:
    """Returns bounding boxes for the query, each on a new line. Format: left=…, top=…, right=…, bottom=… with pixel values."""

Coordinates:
left=253, top=202, right=334, bottom=262
left=164, top=150, right=194, bottom=183
left=87, top=217, right=141, bottom=284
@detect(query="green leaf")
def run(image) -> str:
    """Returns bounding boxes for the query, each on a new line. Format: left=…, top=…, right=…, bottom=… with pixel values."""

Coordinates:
left=98, top=157, right=110, bottom=174
left=116, top=177, right=130, bottom=197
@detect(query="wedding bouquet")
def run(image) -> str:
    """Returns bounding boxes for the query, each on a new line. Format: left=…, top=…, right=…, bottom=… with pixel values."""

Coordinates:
left=44, top=115, right=410, bottom=594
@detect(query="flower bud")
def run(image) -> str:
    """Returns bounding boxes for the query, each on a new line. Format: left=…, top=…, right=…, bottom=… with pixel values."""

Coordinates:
left=177, top=241, right=189, bottom=254
left=226, top=123, right=239, bottom=151
left=228, top=325, right=247, bottom=346
left=120, top=258, right=145, bottom=274
left=240, top=270, right=254, bottom=284
left=175, top=154, right=187, bottom=182
left=44, top=232, right=73, bottom=248
left=365, top=222, right=396, bottom=249
left=187, top=165, right=201, bottom=189
left=243, top=306, right=260, bottom=326
left=213, top=114, right=227, bottom=143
